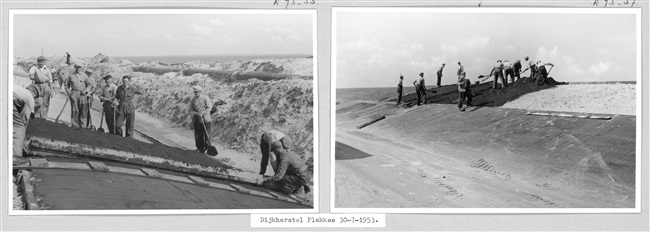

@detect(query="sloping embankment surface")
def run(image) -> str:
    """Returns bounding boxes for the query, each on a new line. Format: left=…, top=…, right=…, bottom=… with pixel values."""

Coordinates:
left=335, top=100, right=635, bottom=207
left=25, top=118, right=235, bottom=172
left=502, top=84, right=635, bottom=115
left=398, top=77, right=562, bottom=107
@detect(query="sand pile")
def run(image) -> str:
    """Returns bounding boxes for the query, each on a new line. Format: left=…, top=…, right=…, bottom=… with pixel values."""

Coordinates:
left=398, top=77, right=561, bottom=107
left=129, top=72, right=314, bottom=167
left=139, top=58, right=313, bottom=76
left=502, top=84, right=636, bottom=115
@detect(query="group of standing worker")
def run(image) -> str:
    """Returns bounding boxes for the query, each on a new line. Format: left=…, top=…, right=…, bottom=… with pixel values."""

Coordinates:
left=12, top=56, right=144, bottom=158
left=395, top=56, right=554, bottom=111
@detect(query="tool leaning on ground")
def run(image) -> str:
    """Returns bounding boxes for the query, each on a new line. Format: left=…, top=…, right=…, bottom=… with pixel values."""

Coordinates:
left=97, top=109, right=105, bottom=133
left=200, top=115, right=219, bottom=156
left=86, top=94, right=96, bottom=131
left=55, top=94, right=69, bottom=123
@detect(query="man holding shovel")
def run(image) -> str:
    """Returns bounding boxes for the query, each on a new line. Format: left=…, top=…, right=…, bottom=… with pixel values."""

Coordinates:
left=114, top=75, right=142, bottom=137
left=98, top=75, right=117, bottom=134
left=27, top=56, right=54, bottom=118
left=189, top=85, right=213, bottom=154
left=65, top=64, right=92, bottom=129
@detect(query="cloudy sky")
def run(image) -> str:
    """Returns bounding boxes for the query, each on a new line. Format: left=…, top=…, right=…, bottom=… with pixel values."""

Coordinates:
left=13, top=12, right=313, bottom=58
left=335, top=10, right=638, bottom=88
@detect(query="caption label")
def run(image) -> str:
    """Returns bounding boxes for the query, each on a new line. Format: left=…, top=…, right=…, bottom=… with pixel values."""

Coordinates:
left=251, top=214, right=385, bottom=227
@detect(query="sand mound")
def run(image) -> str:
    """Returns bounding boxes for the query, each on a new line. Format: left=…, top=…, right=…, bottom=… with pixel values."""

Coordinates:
left=138, top=58, right=313, bottom=76
left=501, top=84, right=636, bottom=115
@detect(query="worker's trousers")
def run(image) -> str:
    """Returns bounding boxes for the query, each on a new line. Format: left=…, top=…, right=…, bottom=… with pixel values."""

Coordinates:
left=115, top=102, right=135, bottom=137
left=103, top=101, right=116, bottom=134
left=193, top=117, right=212, bottom=153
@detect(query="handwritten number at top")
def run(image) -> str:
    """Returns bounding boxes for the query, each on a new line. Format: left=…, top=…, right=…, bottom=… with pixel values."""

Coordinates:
left=273, top=0, right=316, bottom=8
left=593, top=0, right=636, bottom=7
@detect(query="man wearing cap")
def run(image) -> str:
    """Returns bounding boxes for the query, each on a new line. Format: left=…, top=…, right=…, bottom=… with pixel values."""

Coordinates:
left=521, top=56, right=537, bottom=79
left=13, top=85, right=36, bottom=157
left=81, top=68, right=96, bottom=129
left=258, top=140, right=311, bottom=195
left=190, top=85, right=213, bottom=153
left=65, top=64, right=92, bottom=128
left=536, top=61, right=554, bottom=85
left=259, top=129, right=293, bottom=175
left=503, top=60, right=514, bottom=85
left=114, top=75, right=142, bottom=137
left=27, top=56, right=53, bottom=118
left=512, top=59, right=522, bottom=82
left=98, top=75, right=118, bottom=134
left=436, top=63, right=445, bottom=87
left=490, top=60, right=507, bottom=89
left=412, top=72, right=427, bottom=106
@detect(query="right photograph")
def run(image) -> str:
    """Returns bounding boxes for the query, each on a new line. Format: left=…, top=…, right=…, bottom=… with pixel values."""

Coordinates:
left=332, top=8, right=640, bottom=211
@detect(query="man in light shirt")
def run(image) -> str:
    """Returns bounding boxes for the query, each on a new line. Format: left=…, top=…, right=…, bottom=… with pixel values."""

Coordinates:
left=13, top=85, right=36, bottom=157
left=490, top=60, right=507, bottom=89
left=65, top=64, right=93, bottom=129
left=27, top=56, right=54, bottom=118
left=503, top=60, right=514, bottom=85
left=522, top=56, right=537, bottom=79
left=412, top=72, right=427, bottom=106
left=97, top=75, right=118, bottom=134
left=190, top=85, right=213, bottom=153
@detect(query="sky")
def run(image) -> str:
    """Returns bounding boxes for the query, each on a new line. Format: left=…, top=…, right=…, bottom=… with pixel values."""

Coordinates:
left=13, top=13, right=313, bottom=58
left=336, top=11, right=638, bottom=88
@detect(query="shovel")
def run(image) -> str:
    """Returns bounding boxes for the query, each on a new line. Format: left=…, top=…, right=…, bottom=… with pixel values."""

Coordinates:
left=86, top=97, right=96, bottom=131
left=55, top=96, right=69, bottom=123
left=201, top=115, right=218, bottom=157
left=97, top=109, right=105, bottom=133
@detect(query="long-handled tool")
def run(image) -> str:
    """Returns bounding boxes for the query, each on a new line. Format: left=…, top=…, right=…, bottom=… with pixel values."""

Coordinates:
left=201, top=115, right=218, bottom=156
left=97, top=109, right=105, bottom=133
left=55, top=96, right=69, bottom=123
left=86, top=96, right=96, bottom=131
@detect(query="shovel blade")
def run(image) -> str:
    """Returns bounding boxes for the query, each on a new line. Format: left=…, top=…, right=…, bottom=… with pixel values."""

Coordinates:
left=207, top=146, right=219, bottom=156
left=97, top=128, right=105, bottom=133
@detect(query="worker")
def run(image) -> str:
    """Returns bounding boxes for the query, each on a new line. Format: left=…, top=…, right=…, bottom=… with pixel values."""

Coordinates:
left=396, top=75, right=403, bottom=105
left=436, top=63, right=445, bottom=87
left=98, top=75, right=118, bottom=134
left=259, top=129, right=294, bottom=175
left=257, top=141, right=311, bottom=195
left=512, top=59, right=522, bottom=82
left=65, top=64, right=92, bottom=129
left=503, top=60, right=514, bottom=85
left=83, top=68, right=96, bottom=129
left=521, top=56, right=537, bottom=79
left=190, top=85, right=213, bottom=153
left=536, top=61, right=554, bottom=85
left=13, top=85, right=36, bottom=157
left=490, top=60, right=507, bottom=89
left=457, top=62, right=465, bottom=80
left=66, top=52, right=71, bottom=65
left=114, top=75, right=142, bottom=137
left=412, top=72, right=427, bottom=106
left=457, top=72, right=473, bottom=111
left=27, top=56, right=54, bottom=119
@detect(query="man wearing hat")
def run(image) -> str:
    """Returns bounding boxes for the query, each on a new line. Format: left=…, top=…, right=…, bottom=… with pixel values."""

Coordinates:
left=189, top=85, right=213, bottom=153
left=412, top=72, right=427, bottom=106
left=27, top=56, right=53, bottom=118
left=81, top=68, right=96, bottom=129
left=257, top=140, right=310, bottom=195
left=13, top=85, right=36, bottom=157
left=259, top=129, right=293, bottom=175
left=98, top=75, right=118, bottom=134
left=396, top=75, right=403, bottom=106
left=65, top=63, right=93, bottom=128
left=114, top=75, right=142, bottom=137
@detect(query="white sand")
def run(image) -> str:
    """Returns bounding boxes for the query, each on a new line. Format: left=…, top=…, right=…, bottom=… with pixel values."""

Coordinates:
left=501, top=84, right=636, bottom=115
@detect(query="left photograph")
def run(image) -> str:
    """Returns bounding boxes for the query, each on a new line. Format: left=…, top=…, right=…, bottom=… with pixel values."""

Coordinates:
left=9, top=9, right=317, bottom=212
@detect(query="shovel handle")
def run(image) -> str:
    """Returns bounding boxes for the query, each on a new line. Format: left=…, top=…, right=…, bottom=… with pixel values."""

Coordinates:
left=55, top=97, right=69, bottom=123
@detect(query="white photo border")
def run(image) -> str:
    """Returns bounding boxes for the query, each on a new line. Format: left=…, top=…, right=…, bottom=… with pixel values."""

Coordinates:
left=330, top=6, right=642, bottom=214
left=7, top=8, right=319, bottom=215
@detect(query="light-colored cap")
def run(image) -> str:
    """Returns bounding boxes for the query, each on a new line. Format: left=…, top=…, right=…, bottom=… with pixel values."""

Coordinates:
left=192, top=85, right=203, bottom=92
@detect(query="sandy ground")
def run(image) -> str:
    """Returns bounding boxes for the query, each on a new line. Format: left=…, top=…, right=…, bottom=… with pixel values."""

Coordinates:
left=335, top=84, right=635, bottom=208
left=502, top=84, right=636, bottom=115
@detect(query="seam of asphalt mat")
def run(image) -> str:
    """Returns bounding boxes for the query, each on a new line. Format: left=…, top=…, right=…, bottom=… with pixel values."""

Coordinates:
left=14, top=158, right=306, bottom=209
left=341, top=102, right=635, bottom=190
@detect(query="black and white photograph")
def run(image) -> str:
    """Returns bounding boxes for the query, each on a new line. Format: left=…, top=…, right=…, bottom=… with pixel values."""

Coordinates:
left=10, top=9, right=317, bottom=212
left=332, top=8, right=640, bottom=212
